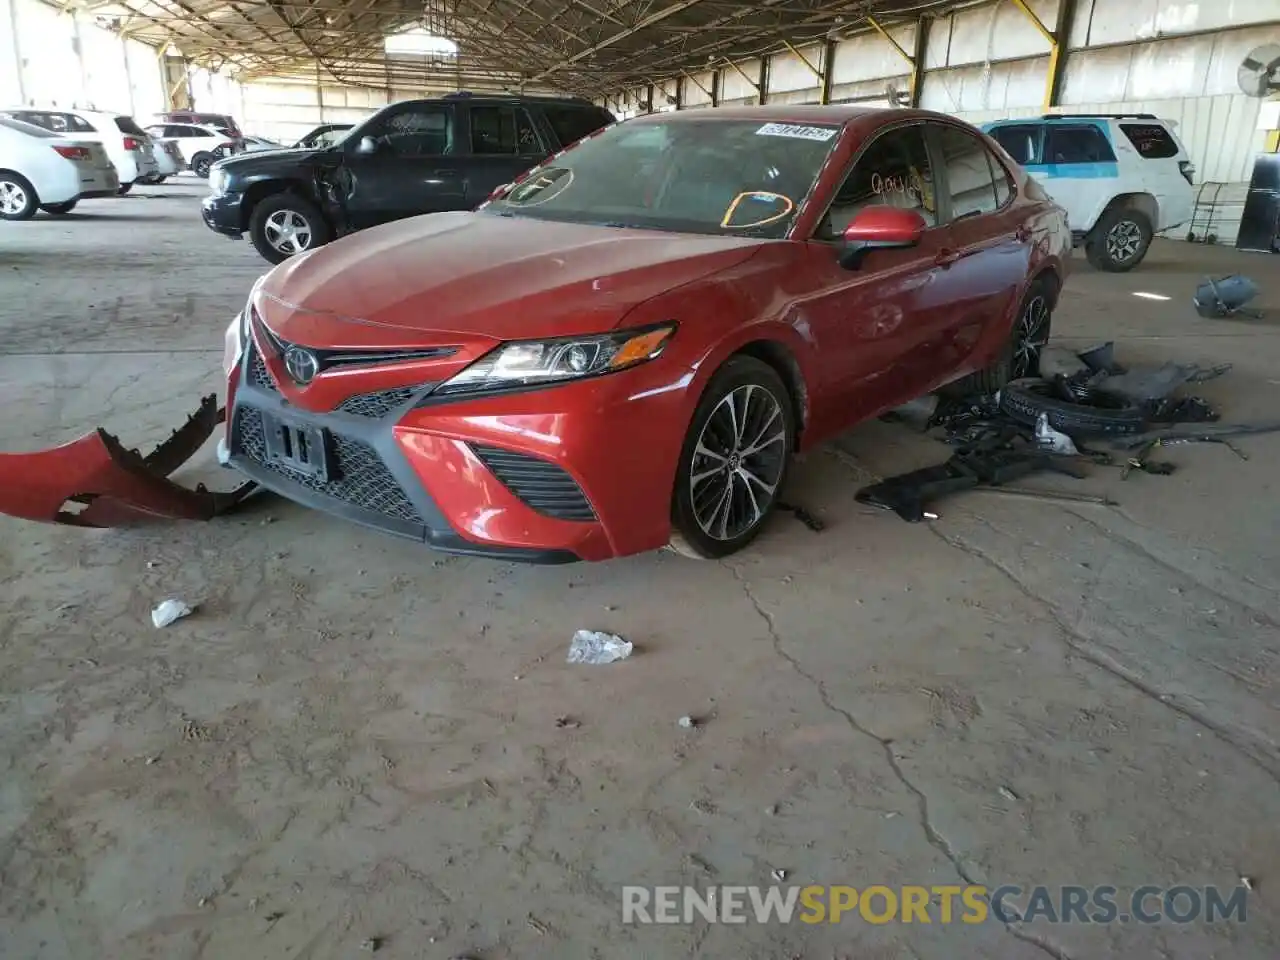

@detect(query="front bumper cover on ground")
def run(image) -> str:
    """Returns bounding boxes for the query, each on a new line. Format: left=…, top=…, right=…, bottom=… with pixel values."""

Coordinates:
left=0, top=395, right=256, bottom=527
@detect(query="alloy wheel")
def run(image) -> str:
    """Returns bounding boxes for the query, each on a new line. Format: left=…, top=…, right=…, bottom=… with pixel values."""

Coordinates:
left=264, top=210, right=313, bottom=256
left=690, top=384, right=789, bottom=541
left=1104, top=219, right=1142, bottom=263
left=0, top=181, right=28, bottom=215
left=1011, top=294, right=1050, bottom=380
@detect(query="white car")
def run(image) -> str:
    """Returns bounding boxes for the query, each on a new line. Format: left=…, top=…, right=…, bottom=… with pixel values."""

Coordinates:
left=146, top=138, right=185, bottom=181
left=984, top=114, right=1195, bottom=271
left=0, top=115, right=119, bottom=219
left=1, top=108, right=159, bottom=194
left=145, top=122, right=239, bottom=177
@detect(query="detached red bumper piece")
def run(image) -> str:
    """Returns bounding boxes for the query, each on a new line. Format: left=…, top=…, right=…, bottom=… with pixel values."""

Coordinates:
left=0, top=395, right=256, bottom=527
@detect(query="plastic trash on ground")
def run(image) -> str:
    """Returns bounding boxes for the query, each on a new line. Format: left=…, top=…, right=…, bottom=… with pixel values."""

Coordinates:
left=567, top=630, right=633, bottom=665
left=1035, top=413, right=1079, bottom=456
left=152, top=599, right=194, bottom=628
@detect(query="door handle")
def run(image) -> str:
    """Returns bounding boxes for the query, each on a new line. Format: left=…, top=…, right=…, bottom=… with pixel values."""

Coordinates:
left=935, top=248, right=961, bottom=267
left=1014, top=224, right=1031, bottom=242
left=430, top=169, right=455, bottom=177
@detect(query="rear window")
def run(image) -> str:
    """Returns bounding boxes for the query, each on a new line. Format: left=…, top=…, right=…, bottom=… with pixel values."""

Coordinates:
left=0, top=115, right=56, bottom=138
left=114, top=116, right=147, bottom=137
left=1045, top=124, right=1116, bottom=164
left=541, top=105, right=613, bottom=148
left=989, top=124, right=1042, bottom=165
left=1119, top=123, right=1179, bottom=159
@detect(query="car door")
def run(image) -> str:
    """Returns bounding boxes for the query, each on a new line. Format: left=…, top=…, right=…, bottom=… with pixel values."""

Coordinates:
left=1039, top=121, right=1118, bottom=234
left=922, top=121, right=1031, bottom=377
left=789, top=122, right=953, bottom=435
left=460, top=104, right=548, bottom=206
left=340, top=102, right=466, bottom=228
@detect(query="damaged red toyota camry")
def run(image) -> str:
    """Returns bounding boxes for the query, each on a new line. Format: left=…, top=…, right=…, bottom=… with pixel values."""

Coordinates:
left=215, top=106, right=1068, bottom=562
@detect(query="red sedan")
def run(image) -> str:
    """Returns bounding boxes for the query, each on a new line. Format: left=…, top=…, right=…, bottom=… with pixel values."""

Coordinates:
left=210, top=106, right=1067, bottom=562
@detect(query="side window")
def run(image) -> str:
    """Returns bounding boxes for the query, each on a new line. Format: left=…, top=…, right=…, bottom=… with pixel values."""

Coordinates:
left=543, top=106, right=612, bottom=147
left=469, top=106, right=539, bottom=155
left=992, top=155, right=1012, bottom=207
left=365, top=106, right=452, bottom=157
left=990, top=124, right=1042, bottom=165
left=165, top=125, right=189, bottom=138
left=69, top=115, right=97, bottom=133
left=820, top=125, right=936, bottom=238
left=1045, top=124, right=1116, bottom=164
left=935, top=124, right=1002, bottom=220
left=1119, top=123, right=1179, bottom=159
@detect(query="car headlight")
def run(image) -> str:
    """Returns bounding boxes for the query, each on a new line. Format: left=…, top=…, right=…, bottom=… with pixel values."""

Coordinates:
left=434, top=323, right=676, bottom=397
left=209, top=167, right=228, bottom=195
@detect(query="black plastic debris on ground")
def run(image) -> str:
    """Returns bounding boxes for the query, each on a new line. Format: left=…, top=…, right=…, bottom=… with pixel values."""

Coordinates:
left=855, top=342, right=1238, bottom=522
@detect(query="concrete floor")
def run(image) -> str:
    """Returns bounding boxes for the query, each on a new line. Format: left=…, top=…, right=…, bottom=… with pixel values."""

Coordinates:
left=1, top=182, right=1278, bottom=960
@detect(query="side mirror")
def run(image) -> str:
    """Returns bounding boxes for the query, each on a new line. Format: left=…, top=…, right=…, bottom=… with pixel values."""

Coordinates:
left=356, top=136, right=378, bottom=155
left=837, top=206, right=927, bottom=269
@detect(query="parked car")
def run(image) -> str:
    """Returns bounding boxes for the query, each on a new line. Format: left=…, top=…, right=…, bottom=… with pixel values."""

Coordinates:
left=240, top=136, right=284, bottom=152
left=1, top=108, right=158, bottom=194
left=293, top=123, right=353, bottom=149
left=983, top=114, right=1194, bottom=271
left=212, top=106, right=1068, bottom=562
left=0, top=114, right=119, bottom=219
left=201, top=93, right=616, bottom=263
left=144, top=123, right=240, bottom=177
left=145, top=138, right=185, bottom=182
left=156, top=110, right=243, bottom=139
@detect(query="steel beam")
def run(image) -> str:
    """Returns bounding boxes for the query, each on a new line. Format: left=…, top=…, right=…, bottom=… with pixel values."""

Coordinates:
left=758, top=53, right=770, bottom=105
left=820, top=38, right=836, bottom=104
left=531, top=0, right=715, bottom=81
left=1007, top=0, right=1074, bottom=109
left=711, top=68, right=720, bottom=107
left=909, top=17, right=929, bottom=107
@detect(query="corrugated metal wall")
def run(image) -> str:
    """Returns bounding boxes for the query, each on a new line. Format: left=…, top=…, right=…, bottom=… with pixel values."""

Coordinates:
left=0, top=0, right=164, bottom=116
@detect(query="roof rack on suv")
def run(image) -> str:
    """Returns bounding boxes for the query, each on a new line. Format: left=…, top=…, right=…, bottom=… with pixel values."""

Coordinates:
left=1039, top=113, right=1159, bottom=120
left=441, top=90, right=593, bottom=104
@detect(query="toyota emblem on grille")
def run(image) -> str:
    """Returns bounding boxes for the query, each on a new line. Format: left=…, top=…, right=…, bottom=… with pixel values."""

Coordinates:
left=283, top=345, right=320, bottom=385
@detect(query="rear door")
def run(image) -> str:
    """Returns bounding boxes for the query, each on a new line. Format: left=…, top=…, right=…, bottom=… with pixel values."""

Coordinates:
left=1038, top=121, right=1118, bottom=233
left=924, top=122, right=1031, bottom=376
left=341, top=102, right=466, bottom=227
left=460, top=103, right=547, bottom=207
left=1115, top=121, right=1194, bottom=230
left=540, top=104, right=615, bottom=149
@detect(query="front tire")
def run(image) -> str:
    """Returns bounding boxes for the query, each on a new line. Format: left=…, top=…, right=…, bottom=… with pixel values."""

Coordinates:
left=41, top=200, right=77, bottom=215
left=191, top=154, right=215, bottom=178
left=248, top=193, right=332, bottom=264
left=1086, top=207, right=1153, bottom=272
left=0, top=172, right=39, bottom=220
left=669, top=356, right=795, bottom=559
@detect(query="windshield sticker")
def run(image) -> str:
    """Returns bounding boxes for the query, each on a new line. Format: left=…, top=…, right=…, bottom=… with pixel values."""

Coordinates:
left=507, top=168, right=574, bottom=206
left=755, top=123, right=837, bottom=142
left=720, top=191, right=796, bottom=229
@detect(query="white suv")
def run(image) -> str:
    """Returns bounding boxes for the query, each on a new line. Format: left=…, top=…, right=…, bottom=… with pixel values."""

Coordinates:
left=983, top=114, right=1194, bottom=271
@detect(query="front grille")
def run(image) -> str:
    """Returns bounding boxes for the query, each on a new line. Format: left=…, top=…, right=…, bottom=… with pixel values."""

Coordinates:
left=470, top=444, right=596, bottom=522
left=337, top=386, right=418, bottom=418
left=234, top=406, right=423, bottom=524
left=247, top=344, right=278, bottom=392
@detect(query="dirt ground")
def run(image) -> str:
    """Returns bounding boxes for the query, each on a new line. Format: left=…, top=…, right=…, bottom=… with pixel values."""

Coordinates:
left=1, top=182, right=1277, bottom=960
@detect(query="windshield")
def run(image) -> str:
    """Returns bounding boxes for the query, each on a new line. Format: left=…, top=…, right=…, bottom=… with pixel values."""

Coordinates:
left=486, top=117, right=841, bottom=238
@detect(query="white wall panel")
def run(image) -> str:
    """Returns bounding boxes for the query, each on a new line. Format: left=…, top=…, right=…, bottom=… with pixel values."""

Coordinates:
left=719, top=58, right=760, bottom=101
left=769, top=86, right=822, bottom=105
left=684, top=71, right=713, bottom=106
left=934, top=0, right=1057, bottom=68
left=830, top=74, right=909, bottom=103
left=770, top=44, right=824, bottom=93
left=1073, top=0, right=1279, bottom=47
left=832, top=25, right=916, bottom=84
left=920, top=58, right=1050, bottom=113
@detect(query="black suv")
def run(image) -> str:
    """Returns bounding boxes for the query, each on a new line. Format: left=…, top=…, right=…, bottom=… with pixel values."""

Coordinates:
left=201, top=93, right=615, bottom=263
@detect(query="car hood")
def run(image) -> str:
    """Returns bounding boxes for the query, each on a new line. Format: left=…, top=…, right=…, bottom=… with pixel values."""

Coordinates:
left=221, top=146, right=328, bottom=177
left=256, top=212, right=764, bottom=349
